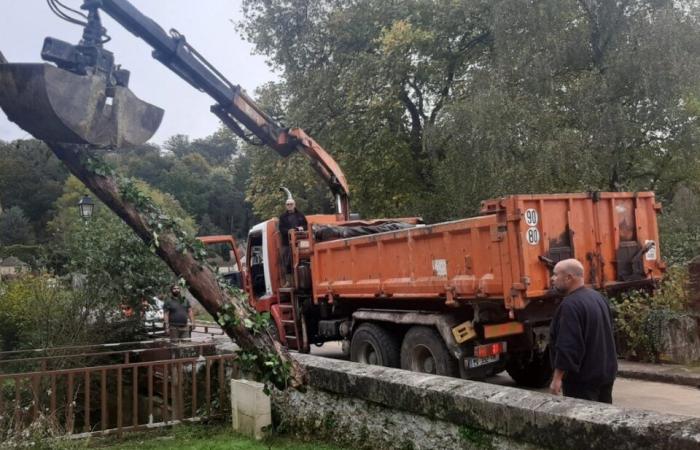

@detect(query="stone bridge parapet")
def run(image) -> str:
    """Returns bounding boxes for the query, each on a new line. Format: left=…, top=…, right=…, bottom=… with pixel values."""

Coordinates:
left=271, top=354, right=700, bottom=450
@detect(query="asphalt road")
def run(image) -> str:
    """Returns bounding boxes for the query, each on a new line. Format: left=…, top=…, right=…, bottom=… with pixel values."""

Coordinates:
left=310, top=341, right=700, bottom=418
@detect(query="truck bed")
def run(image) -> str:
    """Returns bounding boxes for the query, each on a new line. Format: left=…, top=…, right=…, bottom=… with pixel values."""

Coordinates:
left=310, top=192, right=664, bottom=310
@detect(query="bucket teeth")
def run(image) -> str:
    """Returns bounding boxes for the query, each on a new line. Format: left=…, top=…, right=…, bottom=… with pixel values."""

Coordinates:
left=0, top=63, right=163, bottom=147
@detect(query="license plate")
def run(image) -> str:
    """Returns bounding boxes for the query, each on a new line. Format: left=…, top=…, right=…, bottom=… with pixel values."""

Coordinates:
left=465, top=355, right=500, bottom=369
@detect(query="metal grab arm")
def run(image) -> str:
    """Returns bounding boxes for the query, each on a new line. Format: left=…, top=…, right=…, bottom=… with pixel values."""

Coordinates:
left=93, top=0, right=350, bottom=218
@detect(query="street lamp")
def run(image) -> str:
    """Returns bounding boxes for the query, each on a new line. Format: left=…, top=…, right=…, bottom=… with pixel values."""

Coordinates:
left=78, top=194, right=94, bottom=220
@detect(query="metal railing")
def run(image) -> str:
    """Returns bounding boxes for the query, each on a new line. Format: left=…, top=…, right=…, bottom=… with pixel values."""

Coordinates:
left=0, top=341, right=218, bottom=373
left=0, top=345, right=237, bottom=437
left=143, top=320, right=226, bottom=339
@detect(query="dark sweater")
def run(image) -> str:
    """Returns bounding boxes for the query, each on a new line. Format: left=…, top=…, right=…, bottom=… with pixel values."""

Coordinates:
left=279, top=210, right=308, bottom=245
left=549, top=286, right=618, bottom=385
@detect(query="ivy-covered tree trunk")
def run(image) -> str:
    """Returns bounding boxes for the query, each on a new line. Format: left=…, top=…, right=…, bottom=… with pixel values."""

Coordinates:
left=49, top=142, right=305, bottom=390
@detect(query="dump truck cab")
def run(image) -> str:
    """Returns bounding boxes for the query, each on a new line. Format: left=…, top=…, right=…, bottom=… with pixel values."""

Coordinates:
left=244, top=215, right=342, bottom=309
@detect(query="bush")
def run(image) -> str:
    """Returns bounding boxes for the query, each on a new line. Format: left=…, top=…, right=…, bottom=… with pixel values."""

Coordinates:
left=611, top=267, right=691, bottom=362
left=0, top=274, right=139, bottom=354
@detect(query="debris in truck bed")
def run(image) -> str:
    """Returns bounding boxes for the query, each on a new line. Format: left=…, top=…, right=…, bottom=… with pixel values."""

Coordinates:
left=313, top=222, right=416, bottom=242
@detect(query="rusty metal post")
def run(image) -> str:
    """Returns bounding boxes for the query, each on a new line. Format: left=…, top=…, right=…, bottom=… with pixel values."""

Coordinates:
left=66, top=373, right=74, bottom=434
left=177, top=361, right=184, bottom=420
left=205, top=359, right=211, bottom=416
left=218, top=357, right=225, bottom=413
left=162, top=363, right=169, bottom=424
left=31, top=374, right=39, bottom=420
left=147, top=365, right=153, bottom=424
left=50, top=375, right=57, bottom=422
left=101, top=369, right=107, bottom=431
left=191, top=361, right=197, bottom=418
left=117, top=367, right=122, bottom=437
left=132, top=367, right=138, bottom=428
left=14, top=378, right=21, bottom=431
left=84, top=371, right=90, bottom=433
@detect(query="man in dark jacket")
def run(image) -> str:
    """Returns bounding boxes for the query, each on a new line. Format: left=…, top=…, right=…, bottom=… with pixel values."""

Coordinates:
left=164, top=285, right=194, bottom=342
left=549, top=258, right=618, bottom=403
left=278, top=198, right=307, bottom=284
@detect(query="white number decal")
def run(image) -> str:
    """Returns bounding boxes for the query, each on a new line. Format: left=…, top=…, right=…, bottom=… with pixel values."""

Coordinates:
left=524, top=209, right=539, bottom=226
left=432, top=259, right=448, bottom=277
left=526, top=227, right=540, bottom=245
left=645, top=240, right=657, bottom=260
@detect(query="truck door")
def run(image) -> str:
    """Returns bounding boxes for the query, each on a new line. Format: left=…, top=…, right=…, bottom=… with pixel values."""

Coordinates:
left=247, top=227, right=270, bottom=299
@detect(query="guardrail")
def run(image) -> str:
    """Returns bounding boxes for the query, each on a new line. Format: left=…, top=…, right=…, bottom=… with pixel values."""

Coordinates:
left=0, top=350, right=237, bottom=437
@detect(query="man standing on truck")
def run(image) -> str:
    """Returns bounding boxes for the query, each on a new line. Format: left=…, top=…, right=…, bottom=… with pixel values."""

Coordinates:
left=164, top=284, right=194, bottom=342
left=278, top=196, right=308, bottom=286
left=549, top=259, right=617, bottom=403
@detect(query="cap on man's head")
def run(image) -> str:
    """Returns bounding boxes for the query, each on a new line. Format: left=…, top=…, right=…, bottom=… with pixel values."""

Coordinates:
left=286, top=199, right=295, bottom=205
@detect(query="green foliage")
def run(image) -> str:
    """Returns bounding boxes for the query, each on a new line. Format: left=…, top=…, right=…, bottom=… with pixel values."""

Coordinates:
left=458, top=425, right=493, bottom=449
left=47, top=175, right=192, bottom=310
left=611, top=267, right=691, bottom=361
left=659, top=185, right=700, bottom=265
left=216, top=298, right=291, bottom=394
left=239, top=0, right=700, bottom=224
left=215, top=301, right=241, bottom=328
left=0, top=140, right=68, bottom=240
left=0, top=244, right=45, bottom=269
left=243, top=83, right=336, bottom=219
left=0, top=413, right=78, bottom=450
left=165, top=129, right=240, bottom=165
left=52, top=423, right=349, bottom=450
left=0, top=206, right=36, bottom=245
left=0, top=274, right=110, bottom=352
left=105, top=128, right=256, bottom=237
left=236, top=347, right=292, bottom=395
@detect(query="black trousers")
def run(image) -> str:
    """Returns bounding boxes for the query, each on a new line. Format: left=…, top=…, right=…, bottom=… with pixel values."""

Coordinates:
left=282, top=245, right=292, bottom=274
left=563, top=380, right=614, bottom=403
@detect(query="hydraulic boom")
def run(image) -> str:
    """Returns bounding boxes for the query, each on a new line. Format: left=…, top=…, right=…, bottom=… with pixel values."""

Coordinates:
left=0, top=0, right=350, bottom=218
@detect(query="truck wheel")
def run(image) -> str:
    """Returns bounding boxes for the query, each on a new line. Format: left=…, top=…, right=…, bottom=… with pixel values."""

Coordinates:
left=506, top=350, right=552, bottom=388
left=350, top=323, right=400, bottom=368
left=401, top=326, right=458, bottom=377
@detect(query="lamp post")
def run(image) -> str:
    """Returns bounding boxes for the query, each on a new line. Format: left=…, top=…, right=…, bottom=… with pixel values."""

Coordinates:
left=78, top=194, right=95, bottom=220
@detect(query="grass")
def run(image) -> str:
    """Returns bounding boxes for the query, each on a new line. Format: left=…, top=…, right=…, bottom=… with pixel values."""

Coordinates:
left=59, top=424, right=347, bottom=450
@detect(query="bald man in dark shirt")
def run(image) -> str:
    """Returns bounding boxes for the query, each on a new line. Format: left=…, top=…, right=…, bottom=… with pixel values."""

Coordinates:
left=549, top=259, right=618, bottom=403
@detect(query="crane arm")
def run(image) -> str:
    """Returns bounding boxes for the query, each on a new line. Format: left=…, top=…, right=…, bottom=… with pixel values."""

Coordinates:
left=89, top=0, right=350, bottom=217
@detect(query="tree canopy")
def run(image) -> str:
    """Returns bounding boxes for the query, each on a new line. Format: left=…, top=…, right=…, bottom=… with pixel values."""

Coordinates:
left=238, top=0, right=700, bottom=228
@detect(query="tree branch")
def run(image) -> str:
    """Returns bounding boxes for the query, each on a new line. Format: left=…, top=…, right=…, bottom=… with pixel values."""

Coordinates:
left=48, top=142, right=306, bottom=390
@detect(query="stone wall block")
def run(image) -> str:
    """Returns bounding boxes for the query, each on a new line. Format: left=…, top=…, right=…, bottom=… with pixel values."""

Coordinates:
left=231, top=378, right=271, bottom=440
left=287, top=354, right=700, bottom=450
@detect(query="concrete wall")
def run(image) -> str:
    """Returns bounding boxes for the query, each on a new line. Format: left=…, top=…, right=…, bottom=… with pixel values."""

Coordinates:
left=272, top=354, right=700, bottom=450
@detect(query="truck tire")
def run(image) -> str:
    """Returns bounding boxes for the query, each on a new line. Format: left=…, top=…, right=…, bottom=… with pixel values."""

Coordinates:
left=401, top=326, right=458, bottom=377
left=350, top=323, right=400, bottom=368
left=506, top=350, right=552, bottom=388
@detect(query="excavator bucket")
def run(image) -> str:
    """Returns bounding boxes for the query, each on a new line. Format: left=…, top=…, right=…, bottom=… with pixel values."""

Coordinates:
left=0, top=63, right=163, bottom=147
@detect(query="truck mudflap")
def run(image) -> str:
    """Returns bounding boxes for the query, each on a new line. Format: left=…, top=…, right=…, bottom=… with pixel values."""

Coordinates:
left=351, top=310, right=465, bottom=359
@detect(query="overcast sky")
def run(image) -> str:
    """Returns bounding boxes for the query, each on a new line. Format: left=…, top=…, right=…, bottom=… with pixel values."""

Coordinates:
left=0, top=0, right=277, bottom=145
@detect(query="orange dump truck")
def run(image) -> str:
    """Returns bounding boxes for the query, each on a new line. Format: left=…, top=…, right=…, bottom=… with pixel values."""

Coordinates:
left=242, top=192, right=664, bottom=386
